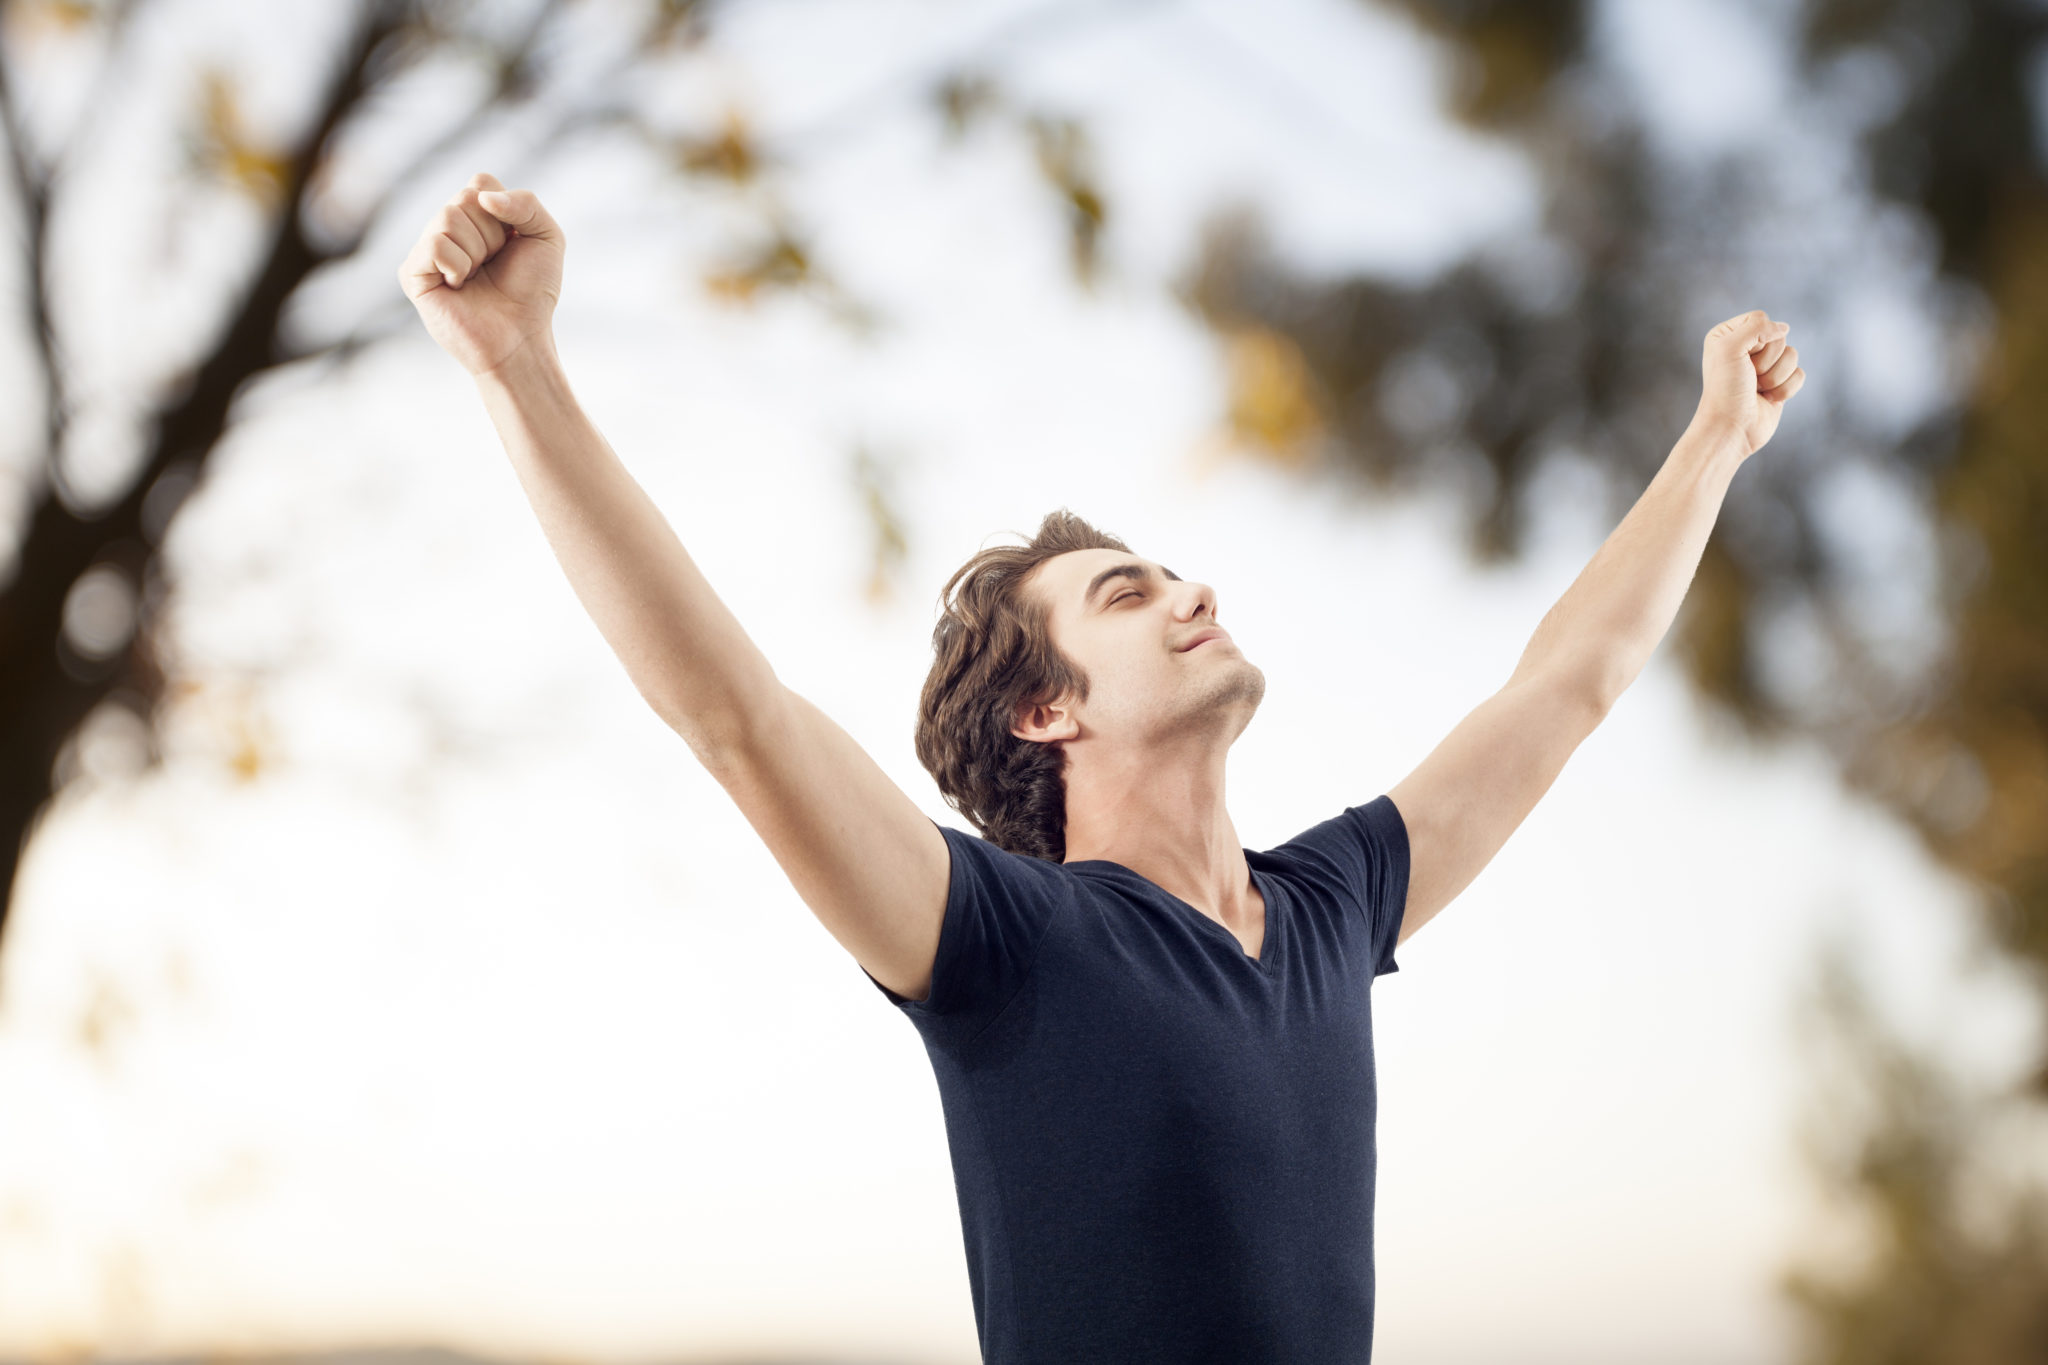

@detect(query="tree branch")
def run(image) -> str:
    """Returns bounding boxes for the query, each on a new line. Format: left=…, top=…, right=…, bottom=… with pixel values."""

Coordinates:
left=0, top=30, right=67, bottom=498
left=52, top=0, right=147, bottom=171
left=327, top=0, right=569, bottom=259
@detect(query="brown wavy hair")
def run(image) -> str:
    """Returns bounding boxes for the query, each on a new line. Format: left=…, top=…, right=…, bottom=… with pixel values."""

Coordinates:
left=915, top=508, right=1131, bottom=862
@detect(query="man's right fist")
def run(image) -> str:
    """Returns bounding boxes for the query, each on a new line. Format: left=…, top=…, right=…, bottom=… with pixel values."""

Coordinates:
left=399, top=172, right=565, bottom=378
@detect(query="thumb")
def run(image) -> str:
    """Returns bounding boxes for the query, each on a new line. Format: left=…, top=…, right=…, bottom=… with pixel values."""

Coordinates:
left=476, top=187, right=563, bottom=244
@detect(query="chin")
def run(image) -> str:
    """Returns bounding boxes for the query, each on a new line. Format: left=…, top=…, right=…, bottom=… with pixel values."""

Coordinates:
left=1207, top=657, right=1265, bottom=712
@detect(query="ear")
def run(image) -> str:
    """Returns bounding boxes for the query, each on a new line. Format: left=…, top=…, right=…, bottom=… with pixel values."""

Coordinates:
left=1012, top=695, right=1080, bottom=745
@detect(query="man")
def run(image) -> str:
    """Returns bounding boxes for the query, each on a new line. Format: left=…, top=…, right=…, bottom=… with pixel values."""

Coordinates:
left=400, top=173, right=1806, bottom=1363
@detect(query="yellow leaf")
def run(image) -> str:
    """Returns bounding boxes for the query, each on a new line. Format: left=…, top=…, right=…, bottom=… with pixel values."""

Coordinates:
left=196, top=68, right=291, bottom=207
left=702, top=231, right=810, bottom=304
left=1219, top=324, right=1323, bottom=465
left=674, top=107, right=759, bottom=183
left=10, top=0, right=98, bottom=34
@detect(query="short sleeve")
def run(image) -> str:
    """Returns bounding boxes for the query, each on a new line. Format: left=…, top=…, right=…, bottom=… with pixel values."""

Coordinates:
left=1263, top=793, right=1410, bottom=977
left=860, top=819, right=1068, bottom=1044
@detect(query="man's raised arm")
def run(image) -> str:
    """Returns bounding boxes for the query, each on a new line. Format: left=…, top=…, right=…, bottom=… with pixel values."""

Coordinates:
left=1387, top=310, right=1807, bottom=942
left=478, top=346, right=773, bottom=754
left=1506, top=309, right=1808, bottom=701
left=398, top=174, right=952, bottom=1003
left=397, top=171, right=775, bottom=764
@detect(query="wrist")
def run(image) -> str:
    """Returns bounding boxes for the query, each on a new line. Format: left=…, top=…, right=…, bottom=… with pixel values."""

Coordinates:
left=1684, top=409, right=1750, bottom=464
left=473, top=330, right=563, bottom=392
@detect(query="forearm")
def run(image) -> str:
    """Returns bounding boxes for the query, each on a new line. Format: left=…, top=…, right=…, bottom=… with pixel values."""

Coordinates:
left=1507, top=415, right=1748, bottom=706
left=474, top=337, right=784, bottom=757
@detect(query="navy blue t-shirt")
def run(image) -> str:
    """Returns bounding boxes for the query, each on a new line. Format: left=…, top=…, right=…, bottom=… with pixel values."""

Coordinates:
left=862, top=794, right=1410, bottom=1364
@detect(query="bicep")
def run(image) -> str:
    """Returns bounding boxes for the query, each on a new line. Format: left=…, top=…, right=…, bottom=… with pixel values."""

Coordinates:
left=1385, top=672, right=1608, bottom=945
left=708, top=686, right=951, bottom=1002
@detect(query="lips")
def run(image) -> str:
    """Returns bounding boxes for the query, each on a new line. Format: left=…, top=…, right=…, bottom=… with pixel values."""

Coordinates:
left=1179, top=629, right=1226, bottom=652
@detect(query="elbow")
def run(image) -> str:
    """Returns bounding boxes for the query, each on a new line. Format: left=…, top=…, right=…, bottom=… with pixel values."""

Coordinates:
left=1561, top=637, right=1632, bottom=715
left=1510, top=649, right=1627, bottom=717
left=1582, top=653, right=1629, bottom=717
left=1548, top=658, right=1626, bottom=723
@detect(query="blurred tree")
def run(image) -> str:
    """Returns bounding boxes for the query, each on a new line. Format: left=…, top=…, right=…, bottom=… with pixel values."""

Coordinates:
left=1173, top=0, right=2048, bottom=1356
left=1782, top=934, right=2048, bottom=1363
left=0, top=0, right=586, bottom=961
left=0, top=0, right=1127, bottom=970
left=5, top=0, right=2040, bottom=1352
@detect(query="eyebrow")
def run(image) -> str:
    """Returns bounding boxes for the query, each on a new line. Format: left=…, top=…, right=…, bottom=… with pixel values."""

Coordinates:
left=1083, top=561, right=1181, bottom=611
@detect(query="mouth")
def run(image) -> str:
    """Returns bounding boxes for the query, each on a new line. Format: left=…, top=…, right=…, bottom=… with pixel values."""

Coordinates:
left=1179, top=631, right=1228, bottom=653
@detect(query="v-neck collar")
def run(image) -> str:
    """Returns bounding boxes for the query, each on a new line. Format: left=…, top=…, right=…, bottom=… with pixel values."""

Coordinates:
left=1065, top=856, right=1280, bottom=975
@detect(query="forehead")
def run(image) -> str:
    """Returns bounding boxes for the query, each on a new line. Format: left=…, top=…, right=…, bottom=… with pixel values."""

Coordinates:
left=1031, top=548, right=1177, bottom=615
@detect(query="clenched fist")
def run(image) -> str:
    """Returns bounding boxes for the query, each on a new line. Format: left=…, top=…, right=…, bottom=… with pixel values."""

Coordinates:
left=399, top=172, right=565, bottom=378
left=1694, top=309, right=1807, bottom=458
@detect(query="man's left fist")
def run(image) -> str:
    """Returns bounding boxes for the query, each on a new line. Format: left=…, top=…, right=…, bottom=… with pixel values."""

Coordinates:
left=1694, top=309, right=1807, bottom=458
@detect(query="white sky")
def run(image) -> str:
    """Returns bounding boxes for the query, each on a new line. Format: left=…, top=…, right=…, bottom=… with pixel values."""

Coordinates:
left=1, top=1, right=2040, bottom=1363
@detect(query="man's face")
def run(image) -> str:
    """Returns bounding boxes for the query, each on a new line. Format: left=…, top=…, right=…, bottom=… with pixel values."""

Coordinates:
left=1014, top=547, right=1266, bottom=754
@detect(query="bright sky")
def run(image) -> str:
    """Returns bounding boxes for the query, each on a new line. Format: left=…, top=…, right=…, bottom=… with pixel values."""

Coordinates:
left=1, top=2, right=2039, bottom=1363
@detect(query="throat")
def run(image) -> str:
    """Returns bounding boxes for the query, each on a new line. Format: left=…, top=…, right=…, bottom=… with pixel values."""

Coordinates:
left=1216, top=885, right=1267, bottom=961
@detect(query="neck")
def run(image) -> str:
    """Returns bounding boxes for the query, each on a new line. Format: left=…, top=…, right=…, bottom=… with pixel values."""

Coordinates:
left=1060, top=737, right=1255, bottom=924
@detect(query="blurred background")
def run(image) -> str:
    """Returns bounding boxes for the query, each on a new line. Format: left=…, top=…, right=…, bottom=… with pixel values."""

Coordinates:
left=1, top=0, right=2045, bottom=1361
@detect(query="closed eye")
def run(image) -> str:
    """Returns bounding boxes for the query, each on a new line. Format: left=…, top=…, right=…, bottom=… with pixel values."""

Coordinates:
left=1111, top=591, right=1139, bottom=605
